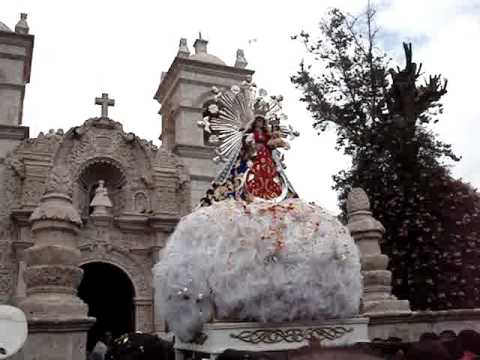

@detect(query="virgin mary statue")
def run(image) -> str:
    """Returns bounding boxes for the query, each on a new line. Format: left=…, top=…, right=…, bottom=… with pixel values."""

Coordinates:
left=197, top=79, right=299, bottom=206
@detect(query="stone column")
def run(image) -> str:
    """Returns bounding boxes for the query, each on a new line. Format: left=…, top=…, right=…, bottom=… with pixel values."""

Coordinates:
left=18, top=189, right=94, bottom=360
left=134, top=297, right=154, bottom=333
left=11, top=210, right=34, bottom=305
left=149, top=222, right=173, bottom=335
left=347, top=188, right=410, bottom=315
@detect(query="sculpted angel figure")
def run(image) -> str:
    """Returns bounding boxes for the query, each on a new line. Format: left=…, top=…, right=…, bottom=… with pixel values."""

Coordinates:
left=198, top=79, right=299, bottom=206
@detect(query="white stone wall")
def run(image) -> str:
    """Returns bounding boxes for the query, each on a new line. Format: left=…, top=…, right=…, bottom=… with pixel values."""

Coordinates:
left=174, top=109, right=205, bottom=147
left=0, top=33, right=33, bottom=127
left=0, top=138, right=22, bottom=158
left=0, top=88, right=22, bottom=126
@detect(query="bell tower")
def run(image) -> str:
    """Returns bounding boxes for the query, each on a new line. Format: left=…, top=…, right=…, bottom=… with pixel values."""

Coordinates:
left=0, top=13, right=33, bottom=157
left=154, top=34, right=253, bottom=207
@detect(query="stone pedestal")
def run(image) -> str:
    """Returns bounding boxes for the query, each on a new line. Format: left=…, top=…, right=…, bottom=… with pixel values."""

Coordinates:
left=347, top=188, right=410, bottom=315
left=90, top=212, right=113, bottom=228
left=18, top=191, right=94, bottom=359
left=16, top=318, right=94, bottom=360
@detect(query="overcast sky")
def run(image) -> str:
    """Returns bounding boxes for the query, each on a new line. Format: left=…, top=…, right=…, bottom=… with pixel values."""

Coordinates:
left=2, top=0, right=479, bottom=213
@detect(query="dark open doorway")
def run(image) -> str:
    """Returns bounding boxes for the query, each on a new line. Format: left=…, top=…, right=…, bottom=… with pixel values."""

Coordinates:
left=78, top=262, right=135, bottom=351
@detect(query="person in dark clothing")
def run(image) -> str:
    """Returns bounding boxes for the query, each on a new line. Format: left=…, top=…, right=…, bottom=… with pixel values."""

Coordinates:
left=89, top=331, right=113, bottom=360
left=105, top=332, right=173, bottom=360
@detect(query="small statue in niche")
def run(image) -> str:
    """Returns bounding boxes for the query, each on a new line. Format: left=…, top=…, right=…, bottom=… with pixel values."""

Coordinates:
left=90, top=180, right=113, bottom=216
left=134, top=192, right=149, bottom=214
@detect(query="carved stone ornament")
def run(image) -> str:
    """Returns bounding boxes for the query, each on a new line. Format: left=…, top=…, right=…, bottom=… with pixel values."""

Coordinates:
left=177, top=38, right=190, bottom=57
left=45, top=166, right=73, bottom=197
left=234, top=49, right=248, bottom=69
left=18, top=128, right=64, bottom=154
left=30, top=193, right=82, bottom=227
left=134, top=192, right=149, bottom=213
left=0, top=267, right=14, bottom=302
left=230, top=326, right=354, bottom=344
left=5, top=157, right=26, bottom=180
left=79, top=242, right=151, bottom=298
left=24, top=265, right=83, bottom=291
left=346, top=187, right=371, bottom=215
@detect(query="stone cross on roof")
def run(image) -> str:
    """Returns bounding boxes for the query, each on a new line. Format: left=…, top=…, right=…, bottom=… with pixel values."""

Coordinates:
left=95, top=93, right=115, bottom=118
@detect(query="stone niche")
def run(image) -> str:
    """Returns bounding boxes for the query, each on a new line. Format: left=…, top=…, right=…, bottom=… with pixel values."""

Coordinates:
left=74, top=158, right=128, bottom=219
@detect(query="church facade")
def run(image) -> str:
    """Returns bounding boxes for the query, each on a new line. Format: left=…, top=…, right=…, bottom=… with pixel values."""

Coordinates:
left=0, top=14, right=252, bottom=353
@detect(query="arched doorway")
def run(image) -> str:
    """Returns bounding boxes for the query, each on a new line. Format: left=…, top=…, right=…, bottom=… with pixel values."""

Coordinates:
left=78, top=262, right=135, bottom=351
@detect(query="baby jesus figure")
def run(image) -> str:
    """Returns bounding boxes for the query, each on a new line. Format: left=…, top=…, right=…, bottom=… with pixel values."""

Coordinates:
left=267, top=127, right=290, bottom=150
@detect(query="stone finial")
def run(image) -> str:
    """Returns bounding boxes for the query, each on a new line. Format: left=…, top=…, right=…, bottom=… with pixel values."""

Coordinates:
left=346, top=187, right=410, bottom=315
left=30, top=192, right=82, bottom=228
left=178, top=38, right=190, bottom=57
left=193, top=33, right=208, bottom=54
left=235, top=49, right=248, bottom=69
left=15, top=13, right=29, bottom=34
left=21, top=185, right=90, bottom=351
left=123, top=132, right=135, bottom=143
left=347, top=187, right=384, bottom=239
left=346, top=187, right=371, bottom=215
left=90, top=180, right=113, bottom=216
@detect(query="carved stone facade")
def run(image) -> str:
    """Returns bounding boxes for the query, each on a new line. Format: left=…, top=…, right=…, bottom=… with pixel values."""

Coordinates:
left=0, top=117, right=189, bottom=336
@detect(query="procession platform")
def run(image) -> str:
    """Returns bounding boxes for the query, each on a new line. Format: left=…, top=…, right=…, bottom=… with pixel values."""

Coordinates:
left=173, top=317, right=369, bottom=360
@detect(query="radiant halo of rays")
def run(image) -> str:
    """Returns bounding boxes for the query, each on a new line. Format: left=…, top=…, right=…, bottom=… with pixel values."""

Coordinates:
left=197, top=79, right=299, bottom=184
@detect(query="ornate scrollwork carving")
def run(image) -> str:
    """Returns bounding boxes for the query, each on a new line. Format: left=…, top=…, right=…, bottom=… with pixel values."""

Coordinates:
left=24, top=264, right=83, bottom=289
left=45, top=166, right=73, bottom=197
left=0, top=267, right=15, bottom=302
left=6, top=157, right=26, bottom=180
left=22, top=178, right=46, bottom=206
left=230, top=326, right=353, bottom=344
left=79, top=240, right=151, bottom=298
